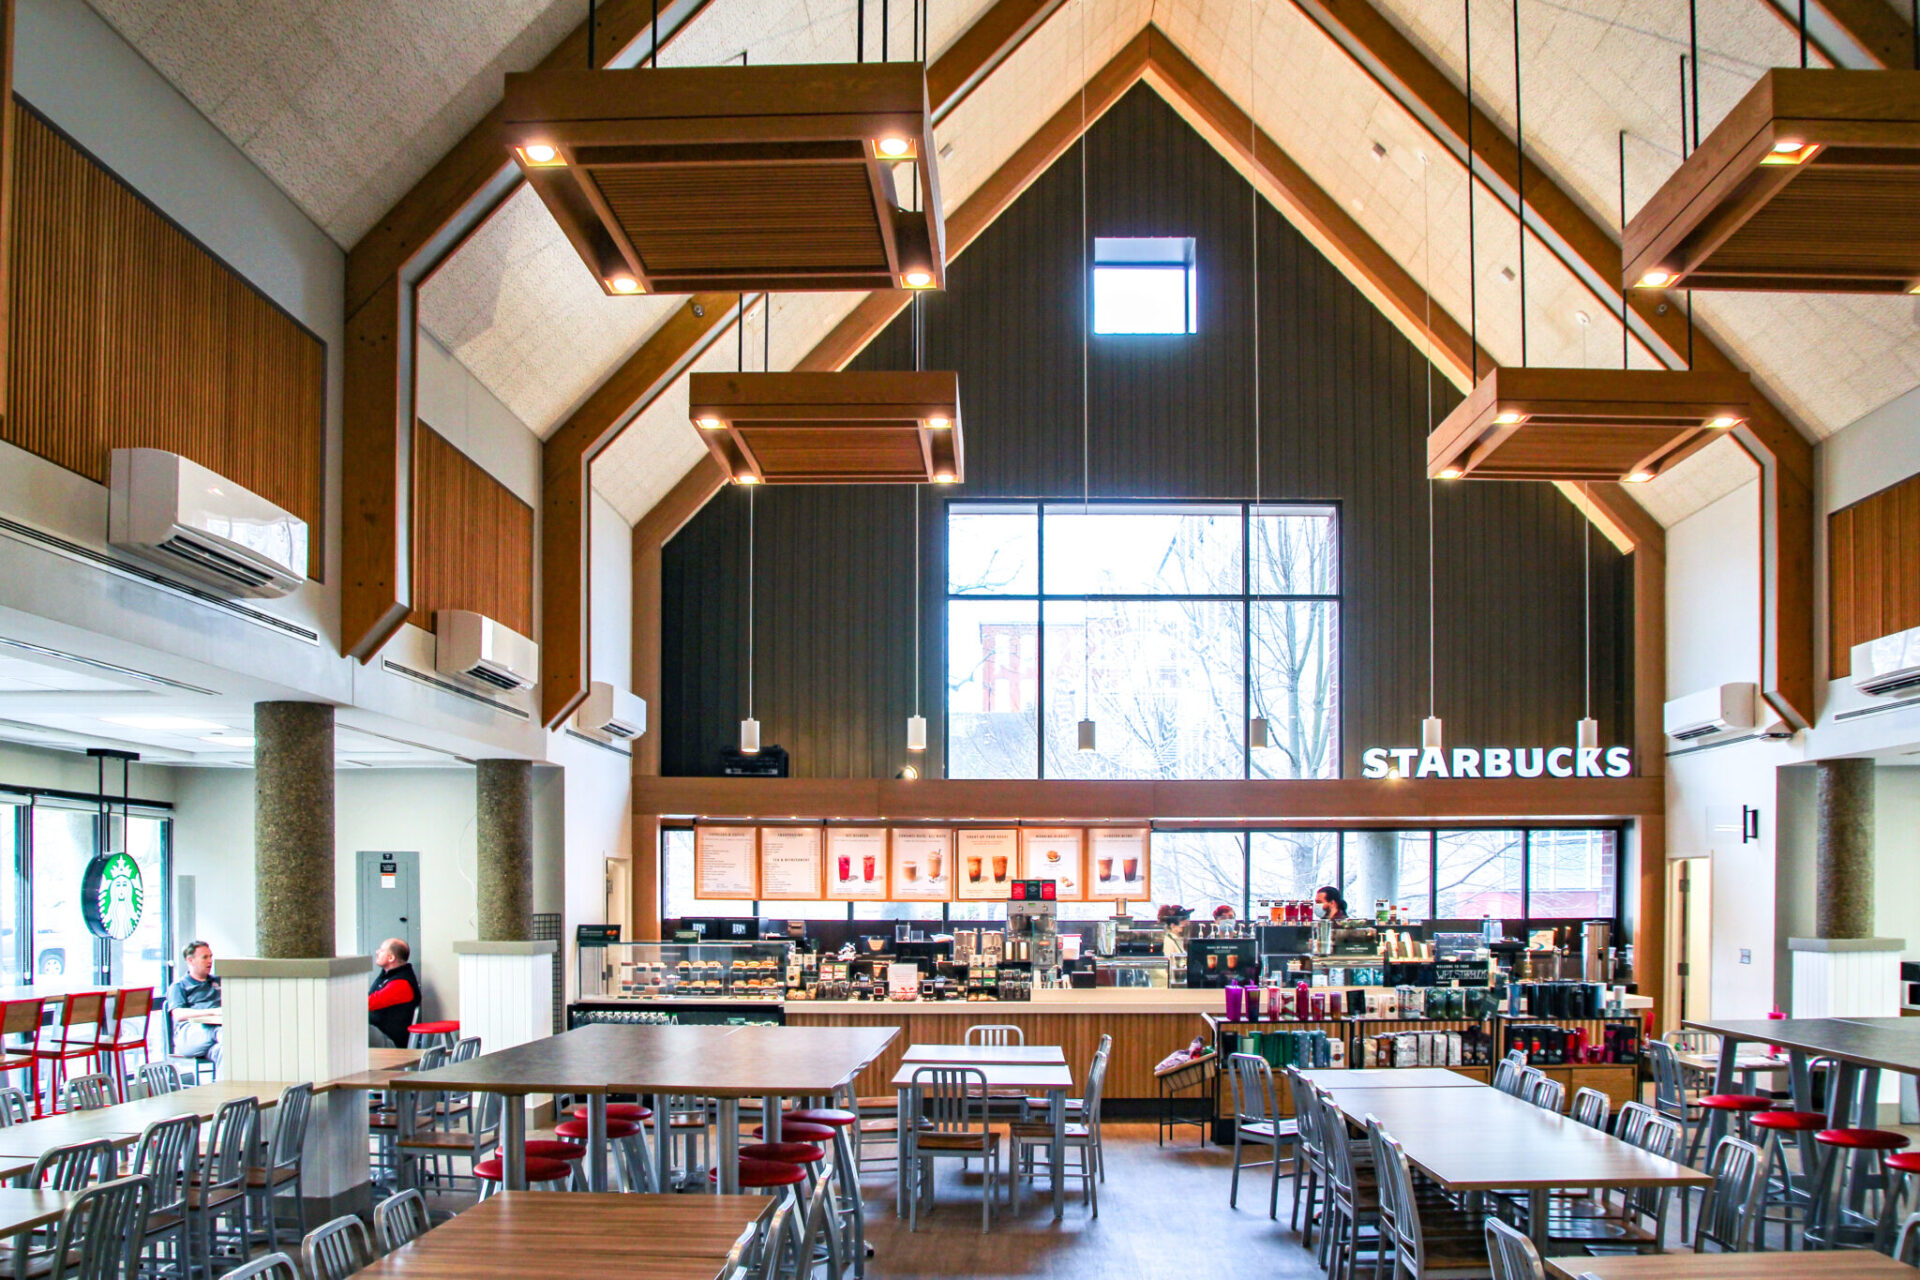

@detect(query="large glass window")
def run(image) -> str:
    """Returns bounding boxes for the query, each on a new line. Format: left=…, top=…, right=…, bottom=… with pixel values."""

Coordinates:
left=1526, top=829, right=1617, bottom=918
left=1249, top=832, right=1337, bottom=906
left=947, top=502, right=1340, bottom=780
left=32, top=805, right=98, bottom=983
left=1092, top=237, right=1197, bottom=335
left=0, top=802, right=21, bottom=989
left=1435, top=829, right=1525, bottom=919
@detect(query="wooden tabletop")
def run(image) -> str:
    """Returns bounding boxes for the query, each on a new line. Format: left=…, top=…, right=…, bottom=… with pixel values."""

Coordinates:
left=1678, top=1050, right=1787, bottom=1073
left=347, top=1191, right=771, bottom=1279
left=372, top=1047, right=425, bottom=1069
left=1297, top=1067, right=1482, bottom=1090
left=900, top=1043, right=1068, bottom=1065
left=1326, top=1083, right=1709, bottom=1192
left=0, top=1189, right=83, bottom=1235
left=397, top=1023, right=898, bottom=1098
left=0, top=1111, right=143, bottom=1158
left=890, top=1061, right=1074, bottom=1092
left=1547, top=1252, right=1920, bottom=1278
left=1685, top=1017, right=1920, bottom=1075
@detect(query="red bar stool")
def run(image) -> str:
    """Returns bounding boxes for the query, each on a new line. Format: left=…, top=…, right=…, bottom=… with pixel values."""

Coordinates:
left=1806, top=1127, right=1911, bottom=1249
left=555, top=1116, right=651, bottom=1191
left=1694, top=1093, right=1774, bottom=1154
left=406, top=1021, right=460, bottom=1050
left=780, top=1106, right=868, bottom=1273
left=474, top=1153, right=576, bottom=1198
left=1751, top=1108, right=1825, bottom=1248
left=754, top=1120, right=836, bottom=1144
left=710, top=1156, right=808, bottom=1196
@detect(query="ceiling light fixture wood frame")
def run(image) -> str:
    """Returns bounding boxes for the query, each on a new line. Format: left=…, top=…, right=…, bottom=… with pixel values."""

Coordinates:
left=1426, top=367, right=1757, bottom=483
left=502, top=61, right=944, bottom=296
left=689, top=370, right=961, bottom=485
left=1624, top=69, right=1920, bottom=294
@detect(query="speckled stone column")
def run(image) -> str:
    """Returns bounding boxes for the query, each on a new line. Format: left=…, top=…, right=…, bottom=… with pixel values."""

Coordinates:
left=476, top=759, right=533, bottom=941
left=254, top=701, right=335, bottom=958
left=1350, top=830, right=1397, bottom=917
left=1814, top=757, right=1875, bottom=939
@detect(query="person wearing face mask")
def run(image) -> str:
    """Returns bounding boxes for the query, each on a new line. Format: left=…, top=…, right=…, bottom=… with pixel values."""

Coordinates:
left=1313, top=885, right=1348, bottom=921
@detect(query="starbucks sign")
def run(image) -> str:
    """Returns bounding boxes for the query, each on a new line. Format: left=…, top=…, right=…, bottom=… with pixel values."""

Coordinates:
left=82, top=851, right=144, bottom=940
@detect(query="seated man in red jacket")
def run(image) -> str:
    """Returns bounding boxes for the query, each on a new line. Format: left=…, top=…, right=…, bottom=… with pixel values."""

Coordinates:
left=368, top=937, right=421, bottom=1047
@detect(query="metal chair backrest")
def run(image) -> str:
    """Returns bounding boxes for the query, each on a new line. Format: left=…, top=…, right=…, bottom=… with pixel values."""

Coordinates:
left=221, top=1253, right=303, bottom=1280
left=1663, top=1029, right=1714, bottom=1057
left=963, top=1024, right=1023, bottom=1046
left=204, top=1096, right=261, bottom=1190
left=1227, top=1052, right=1277, bottom=1129
left=1897, top=1211, right=1920, bottom=1266
left=1284, top=1067, right=1323, bottom=1165
left=1492, top=1058, right=1522, bottom=1095
left=1527, top=1074, right=1566, bottom=1112
left=1369, top=1121, right=1428, bottom=1269
left=1082, top=1047, right=1110, bottom=1127
left=1645, top=1039, right=1689, bottom=1120
left=0, top=1085, right=28, bottom=1125
left=787, top=1159, right=844, bottom=1280
left=374, top=1188, right=432, bottom=1252
left=1617, top=1112, right=1682, bottom=1234
left=1571, top=1086, right=1610, bottom=1130
left=1365, top=1116, right=1402, bottom=1234
left=62, top=1074, right=114, bottom=1112
left=1317, top=1087, right=1362, bottom=1202
left=32, top=1140, right=115, bottom=1190
left=304, top=1214, right=374, bottom=1280
left=1694, top=1136, right=1764, bottom=1253
left=46, top=1174, right=150, bottom=1280
left=269, top=1082, right=315, bottom=1171
left=130, top=1114, right=199, bottom=1219
left=1614, top=1099, right=1658, bottom=1145
left=1485, top=1216, right=1547, bottom=1280
left=139, top=1062, right=183, bottom=1098
left=909, top=1066, right=990, bottom=1141
left=1505, top=1048, right=1527, bottom=1067
left=452, top=1036, right=482, bottom=1063
left=413, top=1044, right=450, bottom=1072
left=747, top=1200, right=793, bottom=1280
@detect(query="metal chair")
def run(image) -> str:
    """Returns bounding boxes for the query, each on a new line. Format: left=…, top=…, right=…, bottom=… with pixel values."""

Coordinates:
left=1578, top=1112, right=1682, bottom=1253
left=397, top=1083, right=502, bottom=1193
left=301, top=1214, right=374, bottom=1280
left=140, top=1062, right=184, bottom=1098
left=777, top=1160, right=846, bottom=1280
left=1896, top=1210, right=1920, bottom=1265
left=1525, top=1075, right=1565, bottom=1113
left=220, top=1253, right=302, bottom=1280
left=46, top=1175, right=151, bottom=1280
left=194, top=1095, right=259, bottom=1276
left=249, top=1082, right=313, bottom=1251
left=1644, top=1039, right=1704, bottom=1162
left=32, top=1139, right=116, bottom=1190
left=374, top=1188, right=432, bottom=1251
left=1368, top=1116, right=1490, bottom=1279
left=0, top=1084, right=30, bottom=1125
left=1570, top=1087, right=1610, bottom=1131
left=741, top=1200, right=793, bottom=1280
left=1011, top=1047, right=1108, bottom=1215
left=1320, top=1090, right=1386, bottom=1280
left=1693, top=1136, right=1764, bottom=1253
left=61, top=1073, right=114, bottom=1112
left=962, top=1025, right=1023, bottom=1046
left=1485, top=1217, right=1545, bottom=1280
left=1491, top=1058, right=1523, bottom=1096
left=904, top=1066, right=1000, bottom=1234
left=129, top=1113, right=198, bottom=1280
left=1284, top=1065, right=1328, bottom=1248
left=1223, top=1052, right=1290, bottom=1217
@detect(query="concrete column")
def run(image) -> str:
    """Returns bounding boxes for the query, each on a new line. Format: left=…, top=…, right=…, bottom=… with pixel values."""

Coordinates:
left=476, top=758, right=533, bottom=940
left=1348, top=830, right=1398, bottom=916
left=254, top=702, right=334, bottom=958
left=1814, top=757, right=1874, bottom=940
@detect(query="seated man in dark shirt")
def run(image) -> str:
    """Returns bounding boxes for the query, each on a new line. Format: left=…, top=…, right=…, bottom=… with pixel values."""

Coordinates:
left=368, top=937, right=421, bottom=1048
left=165, top=940, right=223, bottom=1070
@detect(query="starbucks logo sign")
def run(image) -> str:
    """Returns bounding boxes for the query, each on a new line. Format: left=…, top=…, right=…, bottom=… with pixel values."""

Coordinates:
left=82, top=851, right=144, bottom=940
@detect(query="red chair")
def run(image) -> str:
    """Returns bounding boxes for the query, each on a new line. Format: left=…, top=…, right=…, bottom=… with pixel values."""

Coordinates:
left=94, top=987, right=155, bottom=1101
left=31, top=992, right=108, bottom=1116
left=0, top=998, right=45, bottom=1115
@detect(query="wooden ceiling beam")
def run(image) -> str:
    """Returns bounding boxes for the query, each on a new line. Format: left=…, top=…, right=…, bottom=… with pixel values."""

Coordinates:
left=1290, top=0, right=1814, bottom=730
left=1768, top=0, right=1920, bottom=71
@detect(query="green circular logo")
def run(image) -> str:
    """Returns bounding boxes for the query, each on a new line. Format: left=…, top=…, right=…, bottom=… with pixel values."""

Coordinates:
left=82, top=851, right=144, bottom=940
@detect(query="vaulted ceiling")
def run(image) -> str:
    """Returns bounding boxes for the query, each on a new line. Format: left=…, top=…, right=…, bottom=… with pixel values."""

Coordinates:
left=89, top=0, right=1920, bottom=530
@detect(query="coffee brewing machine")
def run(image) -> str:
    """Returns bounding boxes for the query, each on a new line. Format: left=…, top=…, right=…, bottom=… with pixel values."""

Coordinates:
left=1006, top=882, right=1061, bottom=983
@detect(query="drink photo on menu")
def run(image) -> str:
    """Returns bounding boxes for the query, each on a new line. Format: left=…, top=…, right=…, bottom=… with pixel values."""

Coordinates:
left=826, top=827, right=890, bottom=901
left=1087, top=827, right=1150, bottom=900
left=890, top=828, right=953, bottom=901
left=955, top=828, right=1017, bottom=901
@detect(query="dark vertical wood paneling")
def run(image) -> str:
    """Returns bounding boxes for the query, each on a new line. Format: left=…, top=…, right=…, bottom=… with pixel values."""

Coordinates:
left=409, top=423, right=535, bottom=637
left=5, top=103, right=326, bottom=572
left=1828, top=470, right=1920, bottom=678
left=662, top=87, right=1631, bottom=778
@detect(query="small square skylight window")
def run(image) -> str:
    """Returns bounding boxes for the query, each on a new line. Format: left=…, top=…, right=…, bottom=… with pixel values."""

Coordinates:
left=1092, top=237, right=1197, bottom=335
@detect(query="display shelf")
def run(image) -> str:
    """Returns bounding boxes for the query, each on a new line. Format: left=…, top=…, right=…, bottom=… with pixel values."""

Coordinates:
left=575, top=940, right=792, bottom=1004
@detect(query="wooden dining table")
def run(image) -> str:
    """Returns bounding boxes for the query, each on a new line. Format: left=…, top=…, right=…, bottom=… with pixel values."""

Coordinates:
left=400, top=1023, right=895, bottom=1194
left=345, top=1191, right=771, bottom=1280
left=1297, top=1066, right=1483, bottom=1090
left=1321, top=1080, right=1709, bottom=1253
left=0, top=1188, right=85, bottom=1280
left=1547, top=1252, right=1920, bottom=1278
left=899, top=1043, right=1067, bottom=1065
left=1685, top=1017, right=1920, bottom=1151
left=891, top=1058, right=1077, bottom=1220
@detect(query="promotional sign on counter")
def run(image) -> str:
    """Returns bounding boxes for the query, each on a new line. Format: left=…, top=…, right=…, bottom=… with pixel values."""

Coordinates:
left=825, top=827, right=891, bottom=900
left=759, top=825, right=825, bottom=899
left=955, top=828, right=1019, bottom=900
left=1020, top=827, right=1084, bottom=900
left=889, top=828, right=953, bottom=901
left=1085, top=826, right=1150, bottom=900
left=693, top=825, right=759, bottom=899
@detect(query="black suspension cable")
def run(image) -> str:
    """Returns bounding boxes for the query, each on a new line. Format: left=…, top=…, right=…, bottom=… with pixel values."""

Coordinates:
left=1465, top=0, right=1477, bottom=381
left=652, top=0, right=659, bottom=67
left=1513, top=0, right=1525, bottom=368
left=883, top=0, right=889, bottom=60
left=1800, top=0, right=1808, bottom=69
left=858, top=0, right=865, bottom=62
left=1617, top=131, right=1629, bottom=369
left=1679, top=56, right=1690, bottom=157
left=588, top=0, right=596, bottom=67
left=1689, top=0, right=1700, bottom=151
left=737, top=292, right=745, bottom=370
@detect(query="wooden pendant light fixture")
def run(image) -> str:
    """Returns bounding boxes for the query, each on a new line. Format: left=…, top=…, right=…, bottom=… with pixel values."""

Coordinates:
left=1625, top=69, right=1920, bottom=294
left=689, top=370, right=962, bottom=485
left=502, top=60, right=944, bottom=295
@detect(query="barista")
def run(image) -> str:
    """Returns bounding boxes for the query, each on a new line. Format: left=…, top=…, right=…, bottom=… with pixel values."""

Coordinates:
left=1157, top=903, right=1193, bottom=958
left=1212, top=904, right=1237, bottom=922
left=1313, top=885, right=1348, bottom=921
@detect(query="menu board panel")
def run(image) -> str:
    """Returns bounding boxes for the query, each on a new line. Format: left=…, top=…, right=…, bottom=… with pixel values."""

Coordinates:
left=825, top=827, right=891, bottom=900
left=954, top=828, right=1019, bottom=900
left=889, top=828, right=953, bottom=901
left=693, top=825, right=758, bottom=899
left=758, top=825, right=825, bottom=899
left=1085, top=826, right=1151, bottom=900
left=1020, top=827, right=1085, bottom=900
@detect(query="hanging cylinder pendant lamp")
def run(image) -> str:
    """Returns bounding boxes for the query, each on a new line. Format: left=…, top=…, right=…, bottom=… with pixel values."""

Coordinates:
left=1249, top=717, right=1270, bottom=750
left=1422, top=716, right=1444, bottom=752
left=1077, top=718, right=1097, bottom=753
left=739, top=716, right=761, bottom=755
left=1577, top=717, right=1599, bottom=750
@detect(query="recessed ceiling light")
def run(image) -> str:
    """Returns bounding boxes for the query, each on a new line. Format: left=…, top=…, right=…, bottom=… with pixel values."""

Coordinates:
left=520, top=143, right=563, bottom=166
left=1705, top=416, right=1741, bottom=429
left=1638, top=269, right=1675, bottom=288
left=1438, top=467, right=1463, bottom=479
left=103, top=714, right=226, bottom=732
left=608, top=276, right=642, bottom=294
left=902, top=270, right=934, bottom=289
left=696, top=417, right=725, bottom=430
left=876, top=136, right=911, bottom=157
left=925, top=417, right=951, bottom=430
left=933, top=472, right=957, bottom=484
left=735, top=473, right=761, bottom=485
left=1623, top=470, right=1654, bottom=483
left=1493, top=411, right=1527, bottom=425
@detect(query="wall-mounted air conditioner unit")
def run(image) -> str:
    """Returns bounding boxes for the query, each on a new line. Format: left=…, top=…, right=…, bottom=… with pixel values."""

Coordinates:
left=107, top=449, right=307, bottom=597
left=573, top=681, right=647, bottom=740
left=433, top=610, right=538, bottom=692
left=1853, top=625, right=1920, bottom=697
left=1663, top=682, right=1758, bottom=741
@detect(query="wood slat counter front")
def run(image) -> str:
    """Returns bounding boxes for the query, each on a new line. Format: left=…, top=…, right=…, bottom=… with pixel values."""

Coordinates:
left=785, top=993, right=1218, bottom=1101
